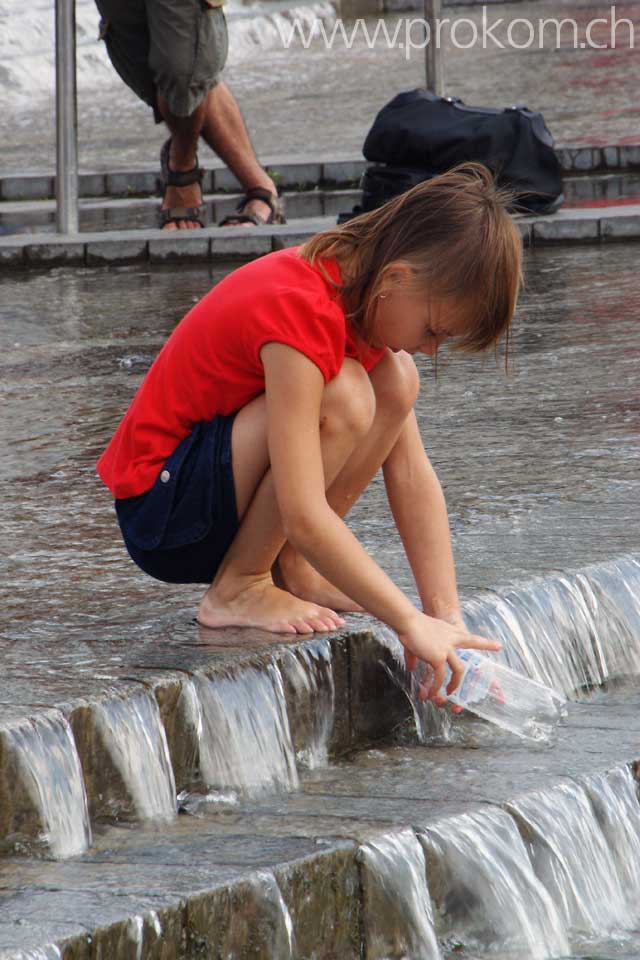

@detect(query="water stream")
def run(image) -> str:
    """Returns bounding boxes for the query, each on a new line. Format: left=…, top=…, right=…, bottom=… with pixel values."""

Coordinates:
left=420, top=807, right=569, bottom=959
left=504, top=781, right=628, bottom=936
left=279, top=638, right=335, bottom=769
left=361, top=765, right=640, bottom=960
left=377, top=553, right=640, bottom=746
left=190, top=663, right=299, bottom=799
left=2, top=711, right=91, bottom=859
left=463, top=555, right=640, bottom=696
left=92, top=689, right=177, bottom=822
left=359, top=829, right=441, bottom=960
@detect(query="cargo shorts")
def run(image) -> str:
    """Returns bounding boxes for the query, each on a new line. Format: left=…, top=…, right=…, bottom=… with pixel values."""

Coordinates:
left=95, top=0, right=229, bottom=120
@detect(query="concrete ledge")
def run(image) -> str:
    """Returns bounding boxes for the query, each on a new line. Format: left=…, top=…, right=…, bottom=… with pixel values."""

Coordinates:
left=0, top=754, right=637, bottom=959
left=2, top=204, right=640, bottom=270
left=0, top=629, right=411, bottom=856
left=2, top=143, right=639, bottom=202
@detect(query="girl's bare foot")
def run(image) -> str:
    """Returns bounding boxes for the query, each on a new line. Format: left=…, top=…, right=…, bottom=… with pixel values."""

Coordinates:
left=197, top=573, right=346, bottom=634
left=273, top=548, right=364, bottom=613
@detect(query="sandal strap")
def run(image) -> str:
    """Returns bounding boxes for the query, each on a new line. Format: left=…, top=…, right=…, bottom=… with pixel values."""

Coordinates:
left=166, top=167, right=204, bottom=188
left=241, top=186, right=278, bottom=211
left=160, top=138, right=204, bottom=188
left=219, top=212, right=263, bottom=228
left=160, top=205, right=207, bottom=227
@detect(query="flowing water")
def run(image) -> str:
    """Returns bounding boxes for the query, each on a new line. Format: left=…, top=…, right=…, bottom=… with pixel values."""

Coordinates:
left=375, top=553, right=640, bottom=747
left=1, top=711, right=91, bottom=859
left=92, top=689, right=177, bottom=822
left=421, top=807, right=569, bottom=959
left=504, top=781, right=629, bottom=937
left=359, top=765, right=640, bottom=960
left=279, top=637, right=335, bottom=769
left=190, top=663, right=299, bottom=799
left=248, top=870, right=296, bottom=960
left=359, top=829, right=441, bottom=960
left=2, top=0, right=639, bottom=172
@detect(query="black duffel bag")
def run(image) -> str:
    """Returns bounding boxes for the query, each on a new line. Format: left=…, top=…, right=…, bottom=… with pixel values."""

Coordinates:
left=337, top=88, right=563, bottom=222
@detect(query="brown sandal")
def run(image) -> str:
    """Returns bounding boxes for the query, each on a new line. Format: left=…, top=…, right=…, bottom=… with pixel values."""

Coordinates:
left=218, top=186, right=286, bottom=227
left=158, top=138, right=207, bottom=229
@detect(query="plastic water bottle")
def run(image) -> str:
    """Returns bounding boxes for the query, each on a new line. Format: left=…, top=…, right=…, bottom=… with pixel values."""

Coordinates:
left=413, top=648, right=567, bottom=742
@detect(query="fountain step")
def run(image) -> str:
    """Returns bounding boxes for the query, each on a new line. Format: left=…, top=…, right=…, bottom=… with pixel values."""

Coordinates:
left=1, top=552, right=640, bottom=861
left=0, top=687, right=638, bottom=960
left=2, top=171, right=639, bottom=235
left=2, top=201, right=640, bottom=269
left=0, top=625, right=412, bottom=859
left=1, top=144, right=639, bottom=203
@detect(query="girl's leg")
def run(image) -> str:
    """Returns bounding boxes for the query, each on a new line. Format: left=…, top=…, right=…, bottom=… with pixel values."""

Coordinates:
left=198, top=358, right=378, bottom=634
left=275, top=349, right=420, bottom=607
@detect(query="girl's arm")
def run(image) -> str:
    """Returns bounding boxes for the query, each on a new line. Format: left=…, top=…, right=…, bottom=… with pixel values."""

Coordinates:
left=382, top=409, right=463, bottom=623
left=262, top=343, right=499, bottom=697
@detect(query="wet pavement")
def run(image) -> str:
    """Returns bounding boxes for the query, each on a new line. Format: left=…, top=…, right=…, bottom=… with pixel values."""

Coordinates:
left=0, top=683, right=638, bottom=957
left=3, top=241, right=639, bottom=661
left=1, top=238, right=640, bottom=955
left=1, top=0, right=639, bottom=175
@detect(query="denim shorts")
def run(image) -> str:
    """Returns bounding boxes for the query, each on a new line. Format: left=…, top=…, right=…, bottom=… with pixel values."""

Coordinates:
left=114, top=412, right=239, bottom=584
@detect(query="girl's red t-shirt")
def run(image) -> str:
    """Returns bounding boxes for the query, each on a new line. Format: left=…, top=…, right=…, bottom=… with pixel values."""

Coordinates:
left=97, top=244, right=387, bottom=499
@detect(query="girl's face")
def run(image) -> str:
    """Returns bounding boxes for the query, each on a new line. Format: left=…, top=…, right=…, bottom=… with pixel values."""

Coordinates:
left=372, top=264, right=471, bottom=357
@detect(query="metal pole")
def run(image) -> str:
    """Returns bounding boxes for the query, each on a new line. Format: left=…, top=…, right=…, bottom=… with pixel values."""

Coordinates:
left=424, top=0, right=445, bottom=96
left=55, top=0, right=79, bottom=234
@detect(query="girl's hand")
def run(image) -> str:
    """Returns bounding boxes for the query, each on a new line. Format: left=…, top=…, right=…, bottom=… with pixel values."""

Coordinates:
left=397, top=611, right=502, bottom=706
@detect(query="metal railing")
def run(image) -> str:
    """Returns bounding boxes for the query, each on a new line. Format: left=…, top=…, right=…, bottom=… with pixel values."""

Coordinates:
left=55, top=0, right=79, bottom=234
left=424, top=0, right=445, bottom=96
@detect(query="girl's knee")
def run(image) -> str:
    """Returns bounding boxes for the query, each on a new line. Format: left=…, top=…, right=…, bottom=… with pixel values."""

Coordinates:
left=321, top=360, right=376, bottom=438
left=372, top=350, right=420, bottom=419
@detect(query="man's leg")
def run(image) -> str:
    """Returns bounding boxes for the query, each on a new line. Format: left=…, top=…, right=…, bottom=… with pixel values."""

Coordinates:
left=199, top=81, right=278, bottom=227
left=274, top=350, right=420, bottom=607
left=156, top=95, right=207, bottom=231
left=148, top=0, right=229, bottom=230
left=198, top=358, right=377, bottom=633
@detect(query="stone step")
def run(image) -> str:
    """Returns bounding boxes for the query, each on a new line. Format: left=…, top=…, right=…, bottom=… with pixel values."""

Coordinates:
left=2, top=171, right=639, bottom=234
left=1, top=144, right=639, bottom=203
left=0, top=688, right=638, bottom=959
left=0, top=188, right=359, bottom=233
left=2, top=202, right=640, bottom=269
left=0, top=624, right=412, bottom=859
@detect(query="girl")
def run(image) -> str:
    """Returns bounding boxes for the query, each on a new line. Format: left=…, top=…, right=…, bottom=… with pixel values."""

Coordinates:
left=97, top=162, right=522, bottom=704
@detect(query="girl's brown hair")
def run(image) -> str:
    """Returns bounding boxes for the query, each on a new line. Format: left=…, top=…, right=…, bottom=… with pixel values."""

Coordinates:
left=298, top=161, right=524, bottom=359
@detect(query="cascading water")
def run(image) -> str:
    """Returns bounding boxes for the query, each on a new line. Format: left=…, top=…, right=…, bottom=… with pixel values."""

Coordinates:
left=191, top=662, right=299, bottom=798
left=2, top=710, right=91, bottom=859
left=420, top=807, right=569, bottom=959
left=279, top=637, right=335, bottom=769
left=581, top=766, right=640, bottom=905
left=378, top=555, right=640, bottom=745
left=504, top=781, right=628, bottom=936
left=0, top=0, right=337, bottom=110
left=360, top=765, right=640, bottom=959
left=92, top=689, right=177, bottom=821
left=248, top=870, right=296, bottom=960
left=462, top=554, right=640, bottom=698
left=358, top=829, right=442, bottom=960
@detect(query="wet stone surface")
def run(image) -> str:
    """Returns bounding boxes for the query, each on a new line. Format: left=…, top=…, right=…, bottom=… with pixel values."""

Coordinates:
left=0, top=686, right=637, bottom=956
left=2, top=241, right=639, bottom=664
left=2, top=0, right=640, bottom=175
left=1, top=235, right=640, bottom=955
